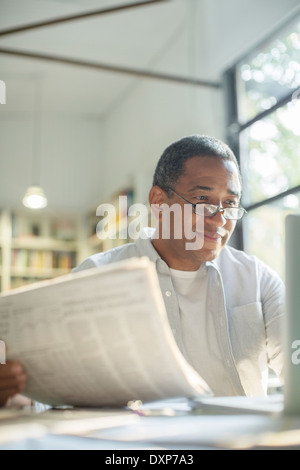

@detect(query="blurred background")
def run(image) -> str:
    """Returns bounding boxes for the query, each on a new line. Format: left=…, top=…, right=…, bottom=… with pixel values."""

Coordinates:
left=0, top=0, right=299, bottom=291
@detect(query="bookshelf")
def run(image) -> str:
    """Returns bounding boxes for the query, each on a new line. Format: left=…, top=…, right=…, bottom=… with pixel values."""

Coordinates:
left=0, top=187, right=142, bottom=292
left=0, top=210, right=82, bottom=292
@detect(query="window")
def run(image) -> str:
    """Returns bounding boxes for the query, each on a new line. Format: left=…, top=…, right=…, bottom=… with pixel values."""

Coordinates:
left=224, top=15, right=300, bottom=280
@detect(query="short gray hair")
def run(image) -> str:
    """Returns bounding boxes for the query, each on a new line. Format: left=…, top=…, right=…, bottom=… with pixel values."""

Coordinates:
left=152, top=135, right=241, bottom=197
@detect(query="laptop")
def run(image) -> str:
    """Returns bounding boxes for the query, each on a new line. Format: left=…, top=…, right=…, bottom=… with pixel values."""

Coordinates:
left=284, top=213, right=300, bottom=415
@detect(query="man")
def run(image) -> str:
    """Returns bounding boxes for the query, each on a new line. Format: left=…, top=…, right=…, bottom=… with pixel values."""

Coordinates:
left=0, top=134, right=284, bottom=406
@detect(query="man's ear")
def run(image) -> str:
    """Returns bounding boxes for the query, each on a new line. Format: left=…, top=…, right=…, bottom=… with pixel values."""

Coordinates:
left=149, top=186, right=168, bottom=220
left=149, top=186, right=167, bottom=206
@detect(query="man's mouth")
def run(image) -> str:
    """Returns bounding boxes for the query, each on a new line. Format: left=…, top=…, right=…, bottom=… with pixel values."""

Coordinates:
left=183, top=228, right=226, bottom=248
left=203, top=230, right=226, bottom=242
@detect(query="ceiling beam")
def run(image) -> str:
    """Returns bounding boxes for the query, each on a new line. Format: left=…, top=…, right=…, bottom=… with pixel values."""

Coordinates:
left=0, top=48, right=221, bottom=89
left=0, top=0, right=170, bottom=37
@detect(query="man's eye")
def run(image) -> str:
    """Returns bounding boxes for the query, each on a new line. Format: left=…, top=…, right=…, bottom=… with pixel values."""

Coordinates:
left=225, top=200, right=239, bottom=207
left=195, top=195, right=207, bottom=201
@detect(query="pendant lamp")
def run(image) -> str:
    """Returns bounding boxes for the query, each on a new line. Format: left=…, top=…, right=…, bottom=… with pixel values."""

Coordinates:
left=23, top=79, right=48, bottom=209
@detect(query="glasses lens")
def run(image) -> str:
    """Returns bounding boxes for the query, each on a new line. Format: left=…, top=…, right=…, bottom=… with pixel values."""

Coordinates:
left=195, top=204, right=217, bottom=217
left=194, top=204, right=245, bottom=220
left=224, top=208, right=245, bottom=220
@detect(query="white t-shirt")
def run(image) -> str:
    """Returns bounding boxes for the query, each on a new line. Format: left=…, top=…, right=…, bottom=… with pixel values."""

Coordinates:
left=169, top=265, right=236, bottom=396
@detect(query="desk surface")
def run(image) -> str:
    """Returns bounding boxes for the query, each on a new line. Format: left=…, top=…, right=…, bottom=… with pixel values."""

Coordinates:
left=1, top=395, right=300, bottom=450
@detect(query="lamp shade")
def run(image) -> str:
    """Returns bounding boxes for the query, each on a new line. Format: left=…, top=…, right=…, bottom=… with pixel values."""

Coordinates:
left=22, top=185, right=48, bottom=209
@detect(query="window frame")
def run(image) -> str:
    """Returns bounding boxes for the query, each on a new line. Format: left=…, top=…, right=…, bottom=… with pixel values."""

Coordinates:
left=223, top=14, right=300, bottom=252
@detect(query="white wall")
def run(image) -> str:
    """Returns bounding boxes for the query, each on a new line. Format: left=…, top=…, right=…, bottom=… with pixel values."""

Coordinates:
left=0, top=115, right=105, bottom=215
left=42, top=118, right=105, bottom=214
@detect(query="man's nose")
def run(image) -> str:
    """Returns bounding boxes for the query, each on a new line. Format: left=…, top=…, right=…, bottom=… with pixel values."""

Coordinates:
left=208, top=208, right=227, bottom=227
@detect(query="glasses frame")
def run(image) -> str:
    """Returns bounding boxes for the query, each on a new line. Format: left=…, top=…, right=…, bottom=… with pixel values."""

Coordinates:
left=166, top=187, right=247, bottom=220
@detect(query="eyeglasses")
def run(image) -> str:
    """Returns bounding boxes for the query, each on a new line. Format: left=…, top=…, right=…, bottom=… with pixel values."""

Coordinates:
left=166, top=188, right=247, bottom=220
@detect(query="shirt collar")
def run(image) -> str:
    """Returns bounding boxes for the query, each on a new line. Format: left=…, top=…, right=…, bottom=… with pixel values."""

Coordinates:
left=135, top=227, right=220, bottom=272
left=135, top=227, right=161, bottom=264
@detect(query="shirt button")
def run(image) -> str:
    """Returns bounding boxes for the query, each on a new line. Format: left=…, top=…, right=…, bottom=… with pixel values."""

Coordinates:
left=172, top=328, right=177, bottom=335
left=165, top=290, right=172, bottom=297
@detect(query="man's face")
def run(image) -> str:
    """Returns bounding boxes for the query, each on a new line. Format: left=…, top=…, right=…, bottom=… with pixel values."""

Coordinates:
left=152, top=155, right=242, bottom=270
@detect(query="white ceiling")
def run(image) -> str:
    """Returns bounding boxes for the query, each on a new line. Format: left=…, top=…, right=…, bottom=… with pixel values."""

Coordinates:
left=0, top=0, right=190, bottom=116
left=0, top=0, right=299, bottom=215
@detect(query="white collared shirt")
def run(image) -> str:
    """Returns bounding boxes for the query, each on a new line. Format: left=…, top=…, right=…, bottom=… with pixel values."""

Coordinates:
left=74, top=229, right=285, bottom=397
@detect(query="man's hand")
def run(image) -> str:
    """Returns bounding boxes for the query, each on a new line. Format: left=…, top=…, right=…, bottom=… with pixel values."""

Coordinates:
left=0, top=361, right=27, bottom=407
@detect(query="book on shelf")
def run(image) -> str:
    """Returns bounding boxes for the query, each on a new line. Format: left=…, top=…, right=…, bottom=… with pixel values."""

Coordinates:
left=11, top=249, right=76, bottom=271
left=10, top=277, right=41, bottom=291
left=0, top=257, right=211, bottom=408
left=11, top=212, right=77, bottom=242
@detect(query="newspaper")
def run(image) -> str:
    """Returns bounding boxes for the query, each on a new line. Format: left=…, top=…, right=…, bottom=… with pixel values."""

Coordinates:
left=0, top=257, right=211, bottom=407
